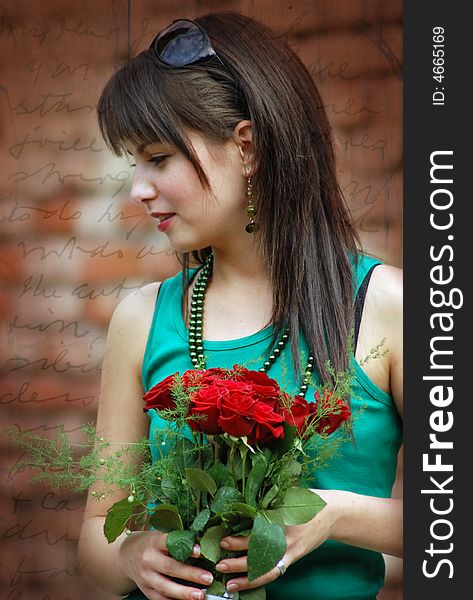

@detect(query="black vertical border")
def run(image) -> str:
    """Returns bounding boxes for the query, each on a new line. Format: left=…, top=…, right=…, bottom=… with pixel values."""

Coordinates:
left=404, top=2, right=468, bottom=598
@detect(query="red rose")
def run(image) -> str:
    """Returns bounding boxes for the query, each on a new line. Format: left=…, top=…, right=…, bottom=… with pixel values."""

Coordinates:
left=217, top=380, right=257, bottom=438
left=314, top=390, right=351, bottom=435
left=155, top=366, right=288, bottom=445
left=181, top=368, right=227, bottom=390
left=188, top=368, right=228, bottom=384
left=188, top=382, right=227, bottom=435
left=282, top=395, right=315, bottom=436
left=143, top=373, right=178, bottom=413
left=216, top=379, right=284, bottom=444
left=247, top=400, right=285, bottom=445
left=232, top=366, right=282, bottom=407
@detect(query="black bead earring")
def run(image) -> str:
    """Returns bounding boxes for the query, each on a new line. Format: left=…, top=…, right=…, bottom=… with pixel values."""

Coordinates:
left=245, top=172, right=258, bottom=234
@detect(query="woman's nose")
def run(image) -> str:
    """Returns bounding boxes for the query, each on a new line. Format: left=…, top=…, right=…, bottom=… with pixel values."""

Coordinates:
left=129, top=168, right=158, bottom=205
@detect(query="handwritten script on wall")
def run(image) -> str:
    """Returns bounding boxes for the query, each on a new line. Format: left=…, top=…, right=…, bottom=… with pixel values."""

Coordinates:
left=0, top=2, right=402, bottom=598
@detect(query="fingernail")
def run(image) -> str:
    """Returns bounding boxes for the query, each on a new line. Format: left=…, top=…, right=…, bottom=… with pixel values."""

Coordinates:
left=193, top=544, right=201, bottom=556
left=216, top=562, right=228, bottom=572
left=220, top=539, right=230, bottom=549
left=227, top=583, right=238, bottom=592
left=201, top=573, right=213, bottom=585
left=191, top=592, right=204, bottom=600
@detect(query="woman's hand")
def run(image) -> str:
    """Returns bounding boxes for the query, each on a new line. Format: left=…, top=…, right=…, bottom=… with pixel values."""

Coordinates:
left=215, top=490, right=341, bottom=594
left=214, top=488, right=403, bottom=594
left=119, top=530, right=214, bottom=600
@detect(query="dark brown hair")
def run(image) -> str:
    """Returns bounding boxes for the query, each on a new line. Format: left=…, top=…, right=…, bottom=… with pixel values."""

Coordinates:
left=97, top=11, right=360, bottom=382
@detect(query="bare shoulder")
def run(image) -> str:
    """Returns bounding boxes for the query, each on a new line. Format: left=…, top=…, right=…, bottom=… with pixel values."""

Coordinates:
left=366, top=263, right=403, bottom=321
left=110, top=280, right=161, bottom=344
left=106, top=282, right=161, bottom=368
left=112, top=281, right=161, bottom=322
left=355, top=263, right=403, bottom=408
left=363, top=263, right=403, bottom=353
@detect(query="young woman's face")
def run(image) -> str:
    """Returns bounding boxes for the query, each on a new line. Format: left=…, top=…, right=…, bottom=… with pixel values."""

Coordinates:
left=128, top=130, right=249, bottom=253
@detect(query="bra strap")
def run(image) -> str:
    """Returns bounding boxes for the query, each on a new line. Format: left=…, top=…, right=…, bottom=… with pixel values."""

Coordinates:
left=354, top=264, right=379, bottom=352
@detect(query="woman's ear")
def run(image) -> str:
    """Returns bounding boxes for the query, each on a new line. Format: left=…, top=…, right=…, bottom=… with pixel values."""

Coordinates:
left=233, top=120, right=253, bottom=174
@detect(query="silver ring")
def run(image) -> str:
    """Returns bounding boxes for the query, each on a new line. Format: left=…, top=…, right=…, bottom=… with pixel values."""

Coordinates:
left=276, top=559, right=287, bottom=576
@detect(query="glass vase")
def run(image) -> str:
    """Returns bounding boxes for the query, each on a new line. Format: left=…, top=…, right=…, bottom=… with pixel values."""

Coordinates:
left=204, top=591, right=239, bottom=600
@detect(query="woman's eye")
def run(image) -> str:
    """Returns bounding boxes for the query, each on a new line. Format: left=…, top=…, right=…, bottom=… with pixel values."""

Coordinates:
left=150, top=155, right=168, bottom=166
left=128, top=155, right=168, bottom=168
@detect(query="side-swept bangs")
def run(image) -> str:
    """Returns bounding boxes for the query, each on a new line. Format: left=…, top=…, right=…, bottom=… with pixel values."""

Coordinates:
left=97, top=50, right=244, bottom=188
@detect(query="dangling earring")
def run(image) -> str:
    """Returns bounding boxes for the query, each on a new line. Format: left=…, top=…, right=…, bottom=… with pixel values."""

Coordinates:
left=245, top=173, right=259, bottom=234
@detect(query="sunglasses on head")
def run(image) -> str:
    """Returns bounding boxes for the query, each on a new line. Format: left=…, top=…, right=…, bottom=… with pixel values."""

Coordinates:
left=149, top=19, right=228, bottom=72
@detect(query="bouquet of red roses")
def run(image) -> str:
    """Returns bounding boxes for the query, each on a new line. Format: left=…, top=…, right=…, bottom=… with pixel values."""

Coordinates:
left=4, top=364, right=352, bottom=600
left=104, top=364, right=350, bottom=599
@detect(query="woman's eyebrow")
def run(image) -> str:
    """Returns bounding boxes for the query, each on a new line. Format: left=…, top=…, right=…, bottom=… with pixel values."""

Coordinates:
left=127, top=141, right=166, bottom=156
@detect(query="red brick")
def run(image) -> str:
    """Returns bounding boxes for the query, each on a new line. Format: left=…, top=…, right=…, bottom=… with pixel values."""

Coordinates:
left=0, top=196, right=35, bottom=237
left=296, top=24, right=402, bottom=83
left=0, top=373, right=99, bottom=412
left=13, top=286, right=83, bottom=323
left=77, top=195, right=152, bottom=241
left=254, top=1, right=402, bottom=33
left=16, top=235, right=84, bottom=282
left=334, top=113, right=402, bottom=176
left=0, top=242, right=24, bottom=283
left=79, top=241, right=179, bottom=283
left=0, top=287, right=14, bottom=319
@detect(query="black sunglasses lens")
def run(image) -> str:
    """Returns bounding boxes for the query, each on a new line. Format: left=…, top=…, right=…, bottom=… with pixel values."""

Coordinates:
left=154, top=21, right=213, bottom=66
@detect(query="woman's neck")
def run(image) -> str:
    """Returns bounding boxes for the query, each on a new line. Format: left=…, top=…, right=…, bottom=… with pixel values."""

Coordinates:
left=209, top=242, right=270, bottom=291
left=186, top=244, right=273, bottom=340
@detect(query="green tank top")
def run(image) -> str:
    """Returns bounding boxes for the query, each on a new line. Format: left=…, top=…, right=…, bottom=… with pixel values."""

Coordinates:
left=137, top=254, right=402, bottom=600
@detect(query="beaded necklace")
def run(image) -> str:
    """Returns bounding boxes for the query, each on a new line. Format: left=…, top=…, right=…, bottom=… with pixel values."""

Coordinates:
left=188, top=254, right=314, bottom=398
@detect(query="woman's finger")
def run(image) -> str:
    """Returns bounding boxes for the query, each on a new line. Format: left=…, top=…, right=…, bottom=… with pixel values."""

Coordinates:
left=157, top=555, right=214, bottom=588
left=225, top=563, right=288, bottom=593
left=146, top=571, right=207, bottom=600
left=215, top=556, right=248, bottom=574
left=220, top=535, right=249, bottom=551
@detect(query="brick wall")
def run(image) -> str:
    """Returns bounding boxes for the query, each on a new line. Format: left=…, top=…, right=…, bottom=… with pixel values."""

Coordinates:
left=0, top=1, right=402, bottom=598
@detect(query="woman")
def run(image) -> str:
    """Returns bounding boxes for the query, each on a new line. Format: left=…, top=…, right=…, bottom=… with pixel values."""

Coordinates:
left=78, top=12, right=403, bottom=600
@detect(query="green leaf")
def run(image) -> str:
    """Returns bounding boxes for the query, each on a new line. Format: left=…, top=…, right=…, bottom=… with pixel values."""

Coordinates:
left=247, top=513, right=286, bottom=582
left=231, top=518, right=254, bottom=533
left=285, top=459, right=302, bottom=479
left=273, top=487, right=326, bottom=526
left=185, top=468, right=217, bottom=495
left=233, top=528, right=252, bottom=537
left=231, top=502, right=257, bottom=519
left=207, top=461, right=234, bottom=487
left=240, top=587, right=267, bottom=600
left=260, top=484, right=279, bottom=509
left=149, top=504, right=183, bottom=532
left=206, top=579, right=227, bottom=596
left=166, top=529, right=196, bottom=562
left=103, top=497, right=137, bottom=543
left=200, top=525, right=226, bottom=564
left=191, top=507, right=211, bottom=533
left=262, top=509, right=285, bottom=529
left=245, top=452, right=268, bottom=507
left=210, top=486, right=243, bottom=514
left=160, top=477, right=177, bottom=500
left=206, top=514, right=224, bottom=529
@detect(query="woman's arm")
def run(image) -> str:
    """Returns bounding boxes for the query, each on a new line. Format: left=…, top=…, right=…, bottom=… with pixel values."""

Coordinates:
left=79, top=283, right=215, bottom=600
left=78, top=283, right=158, bottom=594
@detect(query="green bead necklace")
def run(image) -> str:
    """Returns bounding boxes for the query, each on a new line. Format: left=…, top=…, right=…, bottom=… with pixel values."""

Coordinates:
left=188, top=254, right=314, bottom=398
